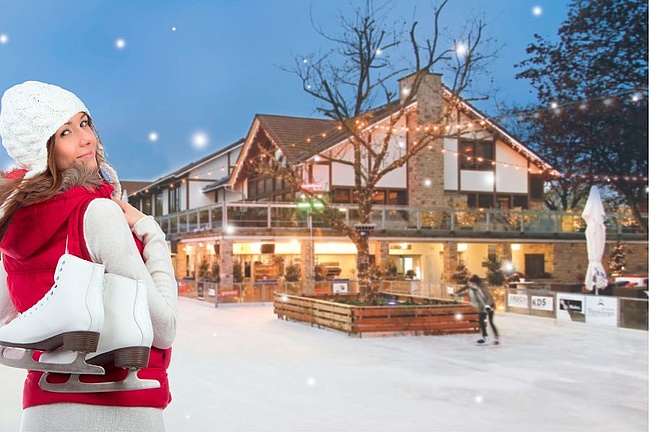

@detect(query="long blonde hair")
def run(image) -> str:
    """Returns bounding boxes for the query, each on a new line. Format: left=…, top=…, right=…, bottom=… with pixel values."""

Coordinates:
left=0, top=116, right=109, bottom=241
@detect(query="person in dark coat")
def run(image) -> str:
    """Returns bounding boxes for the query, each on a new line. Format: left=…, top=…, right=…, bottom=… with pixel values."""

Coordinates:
left=454, top=274, right=499, bottom=345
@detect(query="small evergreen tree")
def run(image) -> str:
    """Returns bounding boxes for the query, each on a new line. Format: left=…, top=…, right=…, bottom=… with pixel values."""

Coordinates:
left=198, top=259, right=210, bottom=281
left=482, top=255, right=505, bottom=286
left=211, top=262, right=221, bottom=283
left=384, top=261, right=398, bottom=280
left=233, top=263, right=244, bottom=283
left=608, top=242, right=626, bottom=276
left=284, top=264, right=301, bottom=282
left=452, top=261, right=472, bottom=285
left=314, top=264, right=327, bottom=281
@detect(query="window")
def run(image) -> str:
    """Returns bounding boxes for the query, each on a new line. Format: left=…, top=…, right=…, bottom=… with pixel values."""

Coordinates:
left=387, top=191, right=407, bottom=205
left=332, top=189, right=351, bottom=203
left=513, top=195, right=528, bottom=209
left=530, top=174, right=544, bottom=199
left=459, top=140, right=494, bottom=170
left=154, top=193, right=163, bottom=216
left=468, top=193, right=494, bottom=208
left=372, top=191, right=386, bottom=205
left=468, top=193, right=529, bottom=209
left=169, top=187, right=180, bottom=213
left=478, top=194, right=494, bottom=208
left=331, top=188, right=406, bottom=205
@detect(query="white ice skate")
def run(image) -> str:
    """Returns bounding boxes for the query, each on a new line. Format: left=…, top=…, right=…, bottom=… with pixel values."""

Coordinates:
left=0, top=253, right=105, bottom=375
left=39, top=273, right=160, bottom=393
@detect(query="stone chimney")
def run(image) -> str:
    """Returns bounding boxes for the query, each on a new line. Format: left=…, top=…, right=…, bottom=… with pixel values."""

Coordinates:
left=398, top=71, right=443, bottom=124
left=401, top=71, right=446, bottom=208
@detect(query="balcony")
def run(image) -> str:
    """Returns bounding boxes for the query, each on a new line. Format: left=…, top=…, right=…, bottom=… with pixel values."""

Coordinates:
left=155, top=202, right=648, bottom=241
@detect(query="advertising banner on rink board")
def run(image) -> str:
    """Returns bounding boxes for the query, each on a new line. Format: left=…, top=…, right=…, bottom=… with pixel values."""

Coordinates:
left=585, top=296, right=618, bottom=327
left=530, top=295, right=554, bottom=311
left=557, top=293, right=586, bottom=323
left=333, top=279, right=349, bottom=294
left=507, top=293, right=528, bottom=309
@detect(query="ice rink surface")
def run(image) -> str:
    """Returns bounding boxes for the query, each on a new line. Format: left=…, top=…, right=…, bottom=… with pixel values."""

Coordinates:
left=0, top=297, right=648, bottom=432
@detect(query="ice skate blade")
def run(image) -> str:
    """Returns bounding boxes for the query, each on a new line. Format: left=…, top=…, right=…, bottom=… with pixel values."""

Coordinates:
left=0, top=347, right=105, bottom=375
left=39, top=369, right=160, bottom=393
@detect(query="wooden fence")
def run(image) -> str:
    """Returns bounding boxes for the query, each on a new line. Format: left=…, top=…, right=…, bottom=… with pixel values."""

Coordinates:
left=273, top=292, right=479, bottom=337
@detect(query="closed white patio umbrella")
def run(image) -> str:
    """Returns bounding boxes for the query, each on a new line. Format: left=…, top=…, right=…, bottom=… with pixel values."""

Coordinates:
left=582, top=185, right=608, bottom=294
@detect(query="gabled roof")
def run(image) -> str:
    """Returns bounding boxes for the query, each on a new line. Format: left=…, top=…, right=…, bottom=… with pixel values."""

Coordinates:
left=256, top=115, right=335, bottom=162
left=229, top=85, right=556, bottom=186
left=129, top=138, right=245, bottom=196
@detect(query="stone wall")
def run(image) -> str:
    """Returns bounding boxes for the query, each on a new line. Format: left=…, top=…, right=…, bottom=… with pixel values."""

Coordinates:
left=552, top=242, right=587, bottom=283
left=607, top=242, right=648, bottom=274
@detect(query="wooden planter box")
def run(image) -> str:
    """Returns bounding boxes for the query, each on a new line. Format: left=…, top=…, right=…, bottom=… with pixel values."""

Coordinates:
left=273, top=292, right=479, bottom=337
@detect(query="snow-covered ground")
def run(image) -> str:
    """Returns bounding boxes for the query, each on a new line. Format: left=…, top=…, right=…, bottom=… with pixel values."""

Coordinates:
left=1, top=297, right=647, bottom=431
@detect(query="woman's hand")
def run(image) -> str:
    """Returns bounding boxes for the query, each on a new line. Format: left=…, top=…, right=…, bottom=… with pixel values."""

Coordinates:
left=111, top=198, right=146, bottom=229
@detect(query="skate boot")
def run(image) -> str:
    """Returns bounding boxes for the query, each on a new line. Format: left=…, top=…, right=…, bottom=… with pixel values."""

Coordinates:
left=39, top=273, right=160, bottom=393
left=476, top=337, right=488, bottom=345
left=0, top=254, right=105, bottom=375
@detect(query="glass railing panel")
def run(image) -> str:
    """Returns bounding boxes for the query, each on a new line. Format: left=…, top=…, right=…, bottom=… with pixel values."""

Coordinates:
left=227, top=205, right=267, bottom=227
left=188, top=211, right=199, bottom=232
left=210, top=206, right=223, bottom=229
left=198, top=209, right=210, bottom=231
left=168, top=215, right=178, bottom=234
left=418, top=209, right=451, bottom=230
left=522, top=211, right=556, bottom=233
left=270, top=206, right=299, bottom=228
left=178, top=213, right=188, bottom=233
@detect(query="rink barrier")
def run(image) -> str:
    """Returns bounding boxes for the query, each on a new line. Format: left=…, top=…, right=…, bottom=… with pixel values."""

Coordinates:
left=503, top=287, right=648, bottom=330
left=178, top=279, right=648, bottom=331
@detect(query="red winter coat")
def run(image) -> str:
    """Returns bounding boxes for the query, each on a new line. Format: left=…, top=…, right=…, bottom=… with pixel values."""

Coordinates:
left=0, top=182, right=172, bottom=409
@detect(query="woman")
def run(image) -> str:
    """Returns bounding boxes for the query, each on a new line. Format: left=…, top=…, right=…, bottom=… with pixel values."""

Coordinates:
left=0, top=81, right=177, bottom=431
left=454, top=274, right=499, bottom=345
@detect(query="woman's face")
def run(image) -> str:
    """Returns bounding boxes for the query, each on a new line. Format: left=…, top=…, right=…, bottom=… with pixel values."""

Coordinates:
left=52, top=112, right=98, bottom=172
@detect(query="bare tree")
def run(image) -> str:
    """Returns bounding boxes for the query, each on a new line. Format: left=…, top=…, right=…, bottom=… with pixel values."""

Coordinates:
left=247, top=0, right=496, bottom=300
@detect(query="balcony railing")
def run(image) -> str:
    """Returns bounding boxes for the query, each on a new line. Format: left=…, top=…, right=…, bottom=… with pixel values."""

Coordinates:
left=155, top=202, right=648, bottom=239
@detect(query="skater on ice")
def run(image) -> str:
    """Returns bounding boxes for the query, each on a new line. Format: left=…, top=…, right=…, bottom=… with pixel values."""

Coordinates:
left=0, top=81, right=177, bottom=431
left=453, top=274, right=500, bottom=345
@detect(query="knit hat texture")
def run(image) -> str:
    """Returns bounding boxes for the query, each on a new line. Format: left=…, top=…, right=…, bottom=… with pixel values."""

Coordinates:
left=0, top=81, right=89, bottom=177
left=0, top=81, right=121, bottom=198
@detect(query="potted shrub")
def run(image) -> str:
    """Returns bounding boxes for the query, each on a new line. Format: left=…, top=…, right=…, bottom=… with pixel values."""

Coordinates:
left=284, top=264, right=301, bottom=294
left=211, top=262, right=221, bottom=283
left=482, top=255, right=506, bottom=286
left=233, top=262, right=244, bottom=283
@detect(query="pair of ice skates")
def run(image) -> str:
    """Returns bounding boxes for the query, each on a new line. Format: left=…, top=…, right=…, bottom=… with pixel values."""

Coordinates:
left=0, top=253, right=159, bottom=393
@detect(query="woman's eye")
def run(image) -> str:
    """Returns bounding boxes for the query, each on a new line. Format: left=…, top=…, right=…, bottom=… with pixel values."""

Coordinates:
left=80, top=120, right=89, bottom=128
left=60, top=129, right=71, bottom=137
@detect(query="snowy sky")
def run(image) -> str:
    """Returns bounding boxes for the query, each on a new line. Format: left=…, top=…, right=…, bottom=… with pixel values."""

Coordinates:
left=0, top=0, right=570, bottom=180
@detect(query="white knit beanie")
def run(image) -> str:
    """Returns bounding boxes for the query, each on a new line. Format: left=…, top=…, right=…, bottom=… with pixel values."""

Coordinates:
left=0, top=81, right=121, bottom=198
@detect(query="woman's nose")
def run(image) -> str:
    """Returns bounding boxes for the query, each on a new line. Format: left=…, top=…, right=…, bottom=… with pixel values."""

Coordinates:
left=79, top=128, right=94, bottom=146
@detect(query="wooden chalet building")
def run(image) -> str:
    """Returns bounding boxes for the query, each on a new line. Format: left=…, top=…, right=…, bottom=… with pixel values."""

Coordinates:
left=129, top=72, right=648, bottom=293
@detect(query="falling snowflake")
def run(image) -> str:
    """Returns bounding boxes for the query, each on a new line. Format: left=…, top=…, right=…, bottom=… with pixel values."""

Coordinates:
left=191, top=131, right=209, bottom=149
